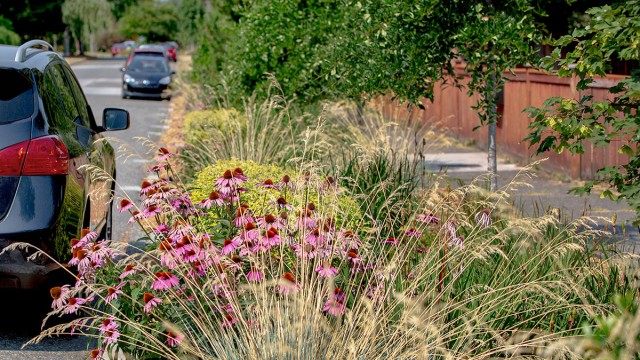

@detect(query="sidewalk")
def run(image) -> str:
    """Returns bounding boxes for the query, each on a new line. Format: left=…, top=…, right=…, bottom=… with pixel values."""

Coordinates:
left=423, top=140, right=640, bottom=251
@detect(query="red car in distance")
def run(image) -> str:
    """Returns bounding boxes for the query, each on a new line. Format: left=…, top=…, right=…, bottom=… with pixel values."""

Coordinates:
left=160, top=42, right=178, bottom=62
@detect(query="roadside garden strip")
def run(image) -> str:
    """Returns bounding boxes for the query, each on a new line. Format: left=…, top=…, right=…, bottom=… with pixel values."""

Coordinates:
left=27, top=65, right=640, bottom=358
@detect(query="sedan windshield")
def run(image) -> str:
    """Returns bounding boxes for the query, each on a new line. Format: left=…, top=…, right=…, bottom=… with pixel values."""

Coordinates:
left=127, top=57, right=169, bottom=73
left=0, top=69, right=34, bottom=124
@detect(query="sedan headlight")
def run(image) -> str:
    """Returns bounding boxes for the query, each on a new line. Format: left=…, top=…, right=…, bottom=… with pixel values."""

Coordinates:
left=159, top=76, right=171, bottom=85
left=124, top=74, right=135, bottom=83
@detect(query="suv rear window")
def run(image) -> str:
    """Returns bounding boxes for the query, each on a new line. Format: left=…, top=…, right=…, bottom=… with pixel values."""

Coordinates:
left=0, top=69, right=34, bottom=124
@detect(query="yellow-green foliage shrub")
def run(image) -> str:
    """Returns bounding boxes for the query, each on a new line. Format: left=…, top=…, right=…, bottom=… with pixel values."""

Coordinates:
left=183, top=109, right=247, bottom=145
left=191, top=159, right=361, bottom=229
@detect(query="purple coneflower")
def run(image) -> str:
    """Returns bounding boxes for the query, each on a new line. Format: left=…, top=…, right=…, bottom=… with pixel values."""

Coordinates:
left=222, top=313, right=237, bottom=328
left=157, top=147, right=173, bottom=162
left=246, top=266, right=264, bottom=282
left=320, top=176, right=337, bottom=194
left=279, top=174, right=293, bottom=190
left=105, top=283, right=125, bottom=304
left=337, top=230, right=361, bottom=249
left=65, top=297, right=88, bottom=314
left=277, top=272, right=300, bottom=295
left=50, top=285, right=71, bottom=310
left=405, top=228, right=423, bottom=238
left=199, top=191, right=225, bottom=209
left=103, top=328, right=120, bottom=345
left=215, top=168, right=247, bottom=194
left=151, top=271, right=180, bottom=290
left=143, top=204, right=162, bottom=218
left=384, top=237, right=399, bottom=246
left=119, top=198, right=134, bottom=213
left=89, top=349, right=103, bottom=360
left=443, top=221, right=457, bottom=238
left=475, top=209, right=492, bottom=228
left=166, top=331, right=184, bottom=347
left=98, top=316, right=118, bottom=334
left=233, top=205, right=254, bottom=227
left=448, top=236, right=465, bottom=250
left=119, top=264, right=140, bottom=279
left=256, top=178, right=280, bottom=190
left=323, top=287, right=346, bottom=316
left=296, top=210, right=317, bottom=231
left=315, top=262, right=338, bottom=278
left=128, top=210, right=144, bottom=224
left=143, top=292, right=162, bottom=313
left=272, top=197, right=292, bottom=211
left=221, top=238, right=241, bottom=255
left=139, top=180, right=155, bottom=196
left=417, top=212, right=440, bottom=224
left=261, top=228, right=281, bottom=247
left=257, top=214, right=278, bottom=229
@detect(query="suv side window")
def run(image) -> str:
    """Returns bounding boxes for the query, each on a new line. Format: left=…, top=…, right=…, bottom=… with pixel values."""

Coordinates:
left=48, top=64, right=91, bottom=147
left=38, top=68, right=70, bottom=133
left=61, top=65, right=94, bottom=129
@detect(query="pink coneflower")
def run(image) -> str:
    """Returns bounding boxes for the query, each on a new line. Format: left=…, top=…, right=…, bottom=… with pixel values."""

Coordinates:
left=199, top=191, right=225, bottom=209
left=143, top=292, right=162, bottom=313
left=103, top=328, right=120, bottom=345
left=406, top=227, right=422, bottom=237
left=448, top=236, right=465, bottom=250
left=272, top=197, right=292, bottom=211
left=151, top=271, right=180, bottom=290
left=347, top=249, right=362, bottom=265
left=337, top=230, right=361, bottom=249
left=305, top=228, right=321, bottom=245
left=417, top=212, right=440, bottom=224
left=256, top=178, right=280, bottom=190
left=157, top=147, right=173, bottom=162
left=143, top=204, right=162, bottom=218
left=174, top=235, right=194, bottom=256
left=89, top=349, right=103, bottom=360
left=65, top=297, right=88, bottom=314
left=323, top=287, right=346, bottom=316
left=98, top=316, right=118, bottom=334
left=233, top=205, right=254, bottom=227
left=105, top=283, right=125, bottom=304
left=215, top=168, right=247, bottom=194
left=277, top=212, right=289, bottom=228
left=50, top=285, right=71, bottom=309
left=128, top=210, right=144, bottom=224
left=182, top=248, right=200, bottom=263
left=119, top=198, right=134, bottom=213
left=417, top=247, right=429, bottom=254
left=292, top=243, right=316, bottom=259
left=246, top=266, right=264, bottom=282
left=277, top=272, right=300, bottom=295
left=261, top=228, right=281, bottom=247
left=315, top=262, right=338, bottom=278
left=320, top=176, right=337, bottom=194
left=256, top=214, right=278, bottom=229
left=168, top=220, right=194, bottom=238
left=296, top=210, right=317, bottom=231
left=140, top=180, right=154, bottom=196
left=475, top=209, right=492, bottom=228
left=222, top=313, right=237, bottom=328
left=236, top=221, right=260, bottom=243
left=154, top=224, right=169, bottom=234
left=119, top=264, right=140, bottom=279
left=279, top=174, right=294, bottom=190
left=384, top=237, right=399, bottom=246
left=166, top=331, right=184, bottom=347
left=443, top=221, right=457, bottom=238
left=221, top=238, right=241, bottom=255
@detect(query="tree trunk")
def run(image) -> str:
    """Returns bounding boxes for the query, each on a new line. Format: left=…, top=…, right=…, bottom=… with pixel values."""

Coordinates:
left=63, top=28, right=70, bottom=57
left=487, top=63, right=498, bottom=191
left=89, top=33, right=95, bottom=53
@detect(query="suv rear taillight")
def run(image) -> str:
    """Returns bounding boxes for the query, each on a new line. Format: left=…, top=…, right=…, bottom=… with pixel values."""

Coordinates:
left=0, top=136, right=69, bottom=176
left=0, top=140, right=29, bottom=175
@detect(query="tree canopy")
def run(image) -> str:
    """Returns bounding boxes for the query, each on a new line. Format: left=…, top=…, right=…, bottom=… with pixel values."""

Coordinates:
left=526, top=0, right=640, bottom=218
left=119, top=1, right=179, bottom=42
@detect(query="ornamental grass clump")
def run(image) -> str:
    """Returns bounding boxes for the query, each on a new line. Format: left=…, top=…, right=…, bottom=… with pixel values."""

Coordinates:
left=27, top=148, right=634, bottom=359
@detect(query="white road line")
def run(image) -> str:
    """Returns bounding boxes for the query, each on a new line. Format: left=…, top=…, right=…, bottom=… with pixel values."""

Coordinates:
left=82, top=87, right=121, bottom=96
left=120, top=185, right=142, bottom=192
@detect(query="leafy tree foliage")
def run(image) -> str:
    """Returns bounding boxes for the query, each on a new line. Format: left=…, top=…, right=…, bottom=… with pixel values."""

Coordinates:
left=526, top=1, right=640, bottom=218
left=107, top=0, right=139, bottom=20
left=177, top=0, right=205, bottom=48
left=62, top=0, right=114, bottom=53
left=0, top=0, right=65, bottom=40
left=0, top=17, right=20, bottom=45
left=119, top=0, right=178, bottom=42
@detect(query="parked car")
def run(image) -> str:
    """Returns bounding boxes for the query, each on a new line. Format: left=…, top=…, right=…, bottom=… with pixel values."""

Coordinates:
left=124, top=46, right=168, bottom=68
left=0, top=40, right=129, bottom=289
left=160, top=42, right=177, bottom=62
left=121, top=53, right=174, bottom=100
left=111, top=40, right=136, bottom=57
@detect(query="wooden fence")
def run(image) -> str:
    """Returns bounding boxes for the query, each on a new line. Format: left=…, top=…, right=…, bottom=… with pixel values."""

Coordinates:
left=379, top=68, right=629, bottom=180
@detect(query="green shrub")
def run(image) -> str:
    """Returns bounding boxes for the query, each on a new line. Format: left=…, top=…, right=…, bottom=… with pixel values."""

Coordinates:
left=191, top=159, right=361, bottom=229
left=183, top=109, right=247, bottom=146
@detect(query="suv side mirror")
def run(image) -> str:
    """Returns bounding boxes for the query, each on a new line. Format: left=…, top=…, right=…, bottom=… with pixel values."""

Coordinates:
left=101, top=108, right=130, bottom=132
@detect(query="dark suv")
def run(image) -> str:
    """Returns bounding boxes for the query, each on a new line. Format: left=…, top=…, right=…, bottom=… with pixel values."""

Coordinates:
left=0, top=40, right=129, bottom=289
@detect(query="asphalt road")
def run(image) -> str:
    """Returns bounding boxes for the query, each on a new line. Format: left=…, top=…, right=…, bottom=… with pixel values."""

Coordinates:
left=0, top=58, right=171, bottom=359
